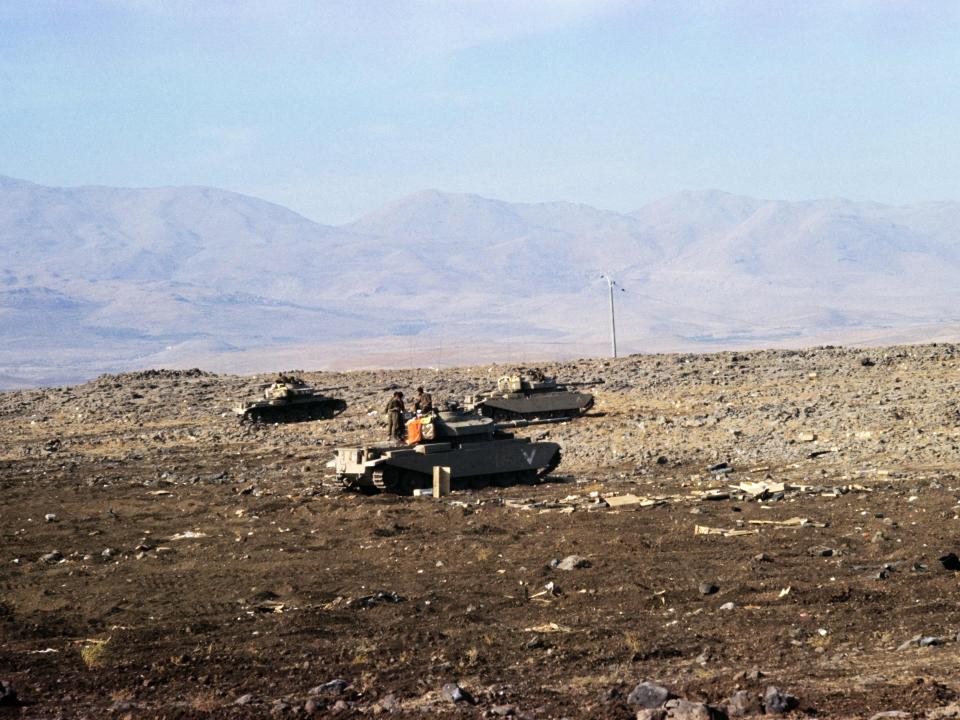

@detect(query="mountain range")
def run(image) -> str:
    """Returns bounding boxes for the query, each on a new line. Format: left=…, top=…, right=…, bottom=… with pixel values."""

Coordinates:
left=2, top=174, right=960, bottom=387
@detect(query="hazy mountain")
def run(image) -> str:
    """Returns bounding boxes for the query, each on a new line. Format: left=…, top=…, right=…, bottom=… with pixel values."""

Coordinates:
left=0, top=176, right=396, bottom=384
left=2, top=174, right=960, bottom=386
left=630, top=189, right=767, bottom=255
left=347, top=189, right=660, bottom=295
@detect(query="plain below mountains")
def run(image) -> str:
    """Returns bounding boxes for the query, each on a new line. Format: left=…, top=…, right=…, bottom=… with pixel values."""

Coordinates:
left=2, top=174, right=960, bottom=387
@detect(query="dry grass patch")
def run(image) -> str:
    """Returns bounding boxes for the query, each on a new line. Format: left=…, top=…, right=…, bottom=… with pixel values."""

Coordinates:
left=80, top=637, right=110, bottom=668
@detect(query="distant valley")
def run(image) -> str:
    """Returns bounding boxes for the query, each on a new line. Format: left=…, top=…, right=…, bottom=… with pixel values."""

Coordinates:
left=2, top=175, right=960, bottom=387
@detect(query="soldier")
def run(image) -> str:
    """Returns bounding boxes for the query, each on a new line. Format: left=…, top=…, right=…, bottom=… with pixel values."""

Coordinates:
left=385, top=391, right=405, bottom=442
left=414, top=386, right=433, bottom=415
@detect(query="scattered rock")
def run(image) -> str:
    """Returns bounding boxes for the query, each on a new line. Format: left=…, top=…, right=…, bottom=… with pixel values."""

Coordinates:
left=598, top=686, right=625, bottom=703
left=807, top=545, right=834, bottom=557
left=39, top=551, right=63, bottom=563
left=169, top=531, right=208, bottom=541
left=763, top=686, right=798, bottom=714
left=44, top=513, right=57, bottom=522
left=627, top=681, right=673, bottom=708
left=869, top=712, right=911, bottom=720
left=442, top=683, right=474, bottom=704
left=555, top=555, right=591, bottom=571
left=0, top=680, right=18, bottom=707
left=698, top=582, right=719, bottom=596
left=928, top=704, right=960, bottom=720
left=664, top=698, right=721, bottom=720
left=797, top=432, right=817, bottom=442
left=372, top=693, right=400, bottom=713
left=636, top=710, right=668, bottom=720
left=304, top=697, right=322, bottom=714
left=896, top=634, right=942, bottom=651
left=271, top=699, right=291, bottom=713
left=346, top=591, right=406, bottom=609
left=308, top=679, right=349, bottom=695
left=726, top=690, right=762, bottom=716
left=719, top=601, right=735, bottom=611
left=233, top=693, right=255, bottom=705
left=938, top=553, right=960, bottom=571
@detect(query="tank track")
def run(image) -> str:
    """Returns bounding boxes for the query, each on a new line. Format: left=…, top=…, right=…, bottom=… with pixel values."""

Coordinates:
left=242, top=399, right=347, bottom=424
left=482, top=406, right=585, bottom=421
left=366, top=457, right=559, bottom=496
left=539, top=448, right=562, bottom=478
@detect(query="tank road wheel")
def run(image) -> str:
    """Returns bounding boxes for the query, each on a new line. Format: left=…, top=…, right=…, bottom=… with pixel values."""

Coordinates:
left=323, top=399, right=348, bottom=419
left=258, top=408, right=275, bottom=423
left=375, top=467, right=402, bottom=493
left=397, top=471, right=415, bottom=495
left=398, top=470, right=431, bottom=495
left=353, top=477, right=380, bottom=496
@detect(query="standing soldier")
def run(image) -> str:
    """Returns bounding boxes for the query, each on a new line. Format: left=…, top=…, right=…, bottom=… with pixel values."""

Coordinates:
left=414, top=386, right=433, bottom=415
left=385, top=391, right=405, bottom=442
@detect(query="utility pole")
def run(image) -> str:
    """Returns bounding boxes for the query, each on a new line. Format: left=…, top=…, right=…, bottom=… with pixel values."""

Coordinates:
left=600, top=274, right=623, bottom=358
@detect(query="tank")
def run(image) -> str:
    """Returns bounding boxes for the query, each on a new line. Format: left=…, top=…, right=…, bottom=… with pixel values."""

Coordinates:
left=465, top=369, right=600, bottom=420
left=234, top=374, right=347, bottom=423
left=333, top=409, right=562, bottom=494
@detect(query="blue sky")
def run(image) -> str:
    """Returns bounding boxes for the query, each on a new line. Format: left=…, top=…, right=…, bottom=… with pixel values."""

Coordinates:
left=2, top=0, right=959, bottom=223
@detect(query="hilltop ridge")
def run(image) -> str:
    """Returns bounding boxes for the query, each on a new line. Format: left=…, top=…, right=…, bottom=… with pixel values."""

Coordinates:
left=3, top=176, right=960, bottom=387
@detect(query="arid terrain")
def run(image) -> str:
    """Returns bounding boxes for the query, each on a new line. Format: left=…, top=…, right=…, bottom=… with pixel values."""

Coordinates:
left=5, top=344, right=960, bottom=718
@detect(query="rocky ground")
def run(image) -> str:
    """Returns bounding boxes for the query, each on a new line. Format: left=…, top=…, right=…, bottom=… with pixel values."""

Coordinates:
left=3, top=344, right=960, bottom=718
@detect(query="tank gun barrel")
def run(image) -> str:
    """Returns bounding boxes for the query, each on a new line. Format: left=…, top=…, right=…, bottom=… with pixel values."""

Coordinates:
left=493, top=416, right=572, bottom=429
left=560, top=379, right=604, bottom=387
left=252, top=382, right=347, bottom=391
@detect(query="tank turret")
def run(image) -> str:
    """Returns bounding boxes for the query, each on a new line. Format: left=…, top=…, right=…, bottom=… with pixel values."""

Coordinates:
left=234, top=374, right=347, bottom=422
left=464, top=369, right=600, bottom=420
left=332, top=409, right=561, bottom=494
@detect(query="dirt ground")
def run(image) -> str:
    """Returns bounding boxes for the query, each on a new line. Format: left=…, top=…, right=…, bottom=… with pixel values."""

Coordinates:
left=4, top=345, right=960, bottom=718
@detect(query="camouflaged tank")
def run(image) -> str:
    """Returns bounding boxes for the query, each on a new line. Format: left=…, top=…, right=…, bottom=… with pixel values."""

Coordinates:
left=234, top=374, right=346, bottom=423
left=465, top=369, right=600, bottom=420
left=332, top=408, right=562, bottom=494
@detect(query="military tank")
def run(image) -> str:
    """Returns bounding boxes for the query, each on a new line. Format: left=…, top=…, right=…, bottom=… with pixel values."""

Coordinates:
left=332, top=409, right=562, bottom=494
left=234, top=374, right=347, bottom=423
left=465, top=369, right=600, bottom=420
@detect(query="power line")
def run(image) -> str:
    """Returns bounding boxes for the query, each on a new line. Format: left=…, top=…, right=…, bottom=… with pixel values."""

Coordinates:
left=600, top=274, right=626, bottom=358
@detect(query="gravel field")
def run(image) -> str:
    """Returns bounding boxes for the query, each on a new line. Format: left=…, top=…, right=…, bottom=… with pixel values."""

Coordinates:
left=3, top=344, right=960, bottom=718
